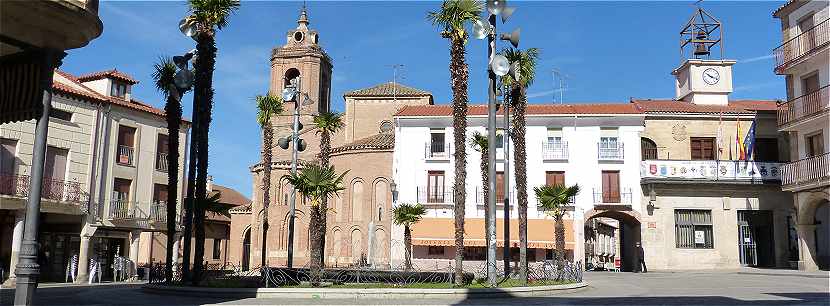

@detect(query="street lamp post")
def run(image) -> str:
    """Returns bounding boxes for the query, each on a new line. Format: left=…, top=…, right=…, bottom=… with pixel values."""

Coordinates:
left=14, top=49, right=65, bottom=306
left=502, top=82, right=511, bottom=276
left=279, top=77, right=308, bottom=269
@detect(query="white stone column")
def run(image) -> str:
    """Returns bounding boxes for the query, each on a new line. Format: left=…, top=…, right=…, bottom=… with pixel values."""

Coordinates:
left=75, top=235, right=92, bottom=283
left=172, top=233, right=182, bottom=274
left=573, top=214, right=585, bottom=265
left=3, top=210, right=25, bottom=286
left=129, top=230, right=141, bottom=277
left=797, top=224, right=819, bottom=271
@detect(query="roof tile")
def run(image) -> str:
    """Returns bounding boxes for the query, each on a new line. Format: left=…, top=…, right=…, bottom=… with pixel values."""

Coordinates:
left=76, top=69, right=139, bottom=84
left=345, top=82, right=431, bottom=97
left=331, top=133, right=395, bottom=153
left=395, top=103, right=642, bottom=117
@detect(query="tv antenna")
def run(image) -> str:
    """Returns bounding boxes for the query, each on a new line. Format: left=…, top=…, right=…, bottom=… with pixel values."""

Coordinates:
left=387, top=64, right=405, bottom=102
left=552, top=68, right=570, bottom=104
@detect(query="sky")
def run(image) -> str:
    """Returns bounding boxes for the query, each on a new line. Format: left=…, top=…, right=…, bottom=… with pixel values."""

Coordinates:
left=60, top=0, right=787, bottom=198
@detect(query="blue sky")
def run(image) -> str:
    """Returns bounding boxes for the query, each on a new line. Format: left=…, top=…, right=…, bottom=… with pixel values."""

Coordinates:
left=60, top=1, right=786, bottom=197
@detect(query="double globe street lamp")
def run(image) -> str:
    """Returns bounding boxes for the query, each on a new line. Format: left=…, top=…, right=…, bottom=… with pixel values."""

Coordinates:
left=277, top=77, right=310, bottom=268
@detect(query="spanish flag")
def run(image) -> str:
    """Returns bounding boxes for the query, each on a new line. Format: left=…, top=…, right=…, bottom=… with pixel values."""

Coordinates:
left=736, top=120, right=746, bottom=160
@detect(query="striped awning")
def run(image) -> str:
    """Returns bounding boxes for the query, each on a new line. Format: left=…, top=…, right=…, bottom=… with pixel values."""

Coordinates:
left=0, top=51, right=54, bottom=124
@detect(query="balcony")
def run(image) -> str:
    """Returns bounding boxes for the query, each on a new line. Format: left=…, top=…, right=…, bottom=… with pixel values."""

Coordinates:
left=156, top=152, right=169, bottom=172
left=149, top=201, right=168, bottom=223
left=640, top=160, right=783, bottom=184
left=782, top=152, right=830, bottom=192
left=777, top=85, right=829, bottom=129
left=0, top=173, right=88, bottom=204
left=416, top=186, right=453, bottom=208
left=542, top=141, right=568, bottom=161
left=774, top=19, right=829, bottom=74
left=474, top=188, right=515, bottom=206
left=117, top=145, right=134, bottom=166
left=0, top=0, right=103, bottom=57
left=108, top=200, right=141, bottom=221
left=592, top=188, right=633, bottom=206
left=598, top=143, right=624, bottom=161
left=425, top=142, right=451, bottom=160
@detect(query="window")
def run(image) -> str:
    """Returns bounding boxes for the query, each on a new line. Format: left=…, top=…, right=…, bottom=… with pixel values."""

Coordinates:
left=429, top=130, right=445, bottom=155
left=111, top=82, right=127, bottom=98
left=0, top=139, right=17, bottom=175
left=212, top=239, right=221, bottom=260
left=49, top=108, right=73, bottom=122
left=806, top=132, right=824, bottom=157
left=690, top=137, right=715, bottom=160
left=426, top=171, right=445, bottom=203
left=153, top=184, right=168, bottom=204
left=802, top=73, right=820, bottom=95
left=113, top=178, right=132, bottom=201
left=463, top=247, right=486, bottom=260
left=601, top=171, right=620, bottom=203
left=641, top=137, right=657, bottom=160
left=753, top=138, right=779, bottom=162
left=496, top=129, right=505, bottom=149
left=675, top=209, right=713, bottom=249
left=156, top=134, right=169, bottom=172
left=117, top=126, right=136, bottom=166
left=44, top=146, right=68, bottom=181
left=546, top=171, right=565, bottom=187
left=798, top=14, right=816, bottom=50
left=428, top=246, right=444, bottom=256
left=495, top=171, right=505, bottom=203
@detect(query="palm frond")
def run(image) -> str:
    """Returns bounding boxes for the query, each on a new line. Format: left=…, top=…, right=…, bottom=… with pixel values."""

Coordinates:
left=188, top=0, right=240, bottom=31
left=313, top=111, right=345, bottom=134
left=534, top=183, right=580, bottom=217
left=427, top=0, right=483, bottom=42
left=285, top=163, right=348, bottom=206
left=255, top=94, right=283, bottom=127
left=152, top=56, right=177, bottom=97
left=392, top=203, right=427, bottom=227
left=468, top=131, right=488, bottom=153
left=200, top=192, right=232, bottom=218
left=501, top=47, right=541, bottom=88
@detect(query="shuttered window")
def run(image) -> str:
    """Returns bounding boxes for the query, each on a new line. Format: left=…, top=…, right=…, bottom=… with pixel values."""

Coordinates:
left=0, top=139, right=16, bottom=175
left=675, top=209, right=714, bottom=249
left=546, top=171, right=565, bottom=187
left=495, top=171, right=505, bottom=203
left=690, top=137, right=715, bottom=160
left=601, top=171, right=620, bottom=203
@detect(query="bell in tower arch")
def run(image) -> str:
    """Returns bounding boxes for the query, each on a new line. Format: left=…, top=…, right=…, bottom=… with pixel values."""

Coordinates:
left=693, top=31, right=710, bottom=57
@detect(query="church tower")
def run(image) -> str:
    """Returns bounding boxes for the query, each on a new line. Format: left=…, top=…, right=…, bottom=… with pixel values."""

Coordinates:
left=671, top=6, right=735, bottom=105
left=269, top=6, right=333, bottom=114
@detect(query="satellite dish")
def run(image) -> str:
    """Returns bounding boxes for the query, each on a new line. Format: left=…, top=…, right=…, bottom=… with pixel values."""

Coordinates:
left=491, top=54, right=510, bottom=76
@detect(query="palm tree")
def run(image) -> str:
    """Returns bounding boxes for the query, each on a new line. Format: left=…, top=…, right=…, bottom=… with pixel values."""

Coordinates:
left=392, top=203, right=427, bottom=271
left=501, top=47, right=540, bottom=283
left=534, top=184, right=580, bottom=264
left=427, top=0, right=482, bottom=286
left=469, top=132, right=491, bottom=257
left=186, top=0, right=240, bottom=285
left=152, top=57, right=186, bottom=284
left=285, top=163, right=347, bottom=286
left=255, top=95, right=283, bottom=267
left=312, top=111, right=344, bottom=266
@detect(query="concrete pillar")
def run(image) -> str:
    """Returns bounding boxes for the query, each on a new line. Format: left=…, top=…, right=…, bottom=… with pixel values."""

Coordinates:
left=796, top=224, right=819, bottom=271
left=573, top=216, right=585, bottom=265
left=3, top=210, right=25, bottom=286
left=129, top=230, right=141, bottom=277
left=75, top=235, right=92, bottom=283
left=172, top=233, right=181, bottom=274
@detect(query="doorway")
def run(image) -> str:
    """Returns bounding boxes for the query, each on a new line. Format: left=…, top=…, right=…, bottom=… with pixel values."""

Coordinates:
left=94, top=237, right=126, bottom=281
left=241, top=228, right=251, bottom=271
left=584, top=210, right=641, bottom=272
left=737, top=210, right=774, bottom=267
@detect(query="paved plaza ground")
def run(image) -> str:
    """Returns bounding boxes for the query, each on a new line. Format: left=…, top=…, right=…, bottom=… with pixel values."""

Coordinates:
left=1, top=269, right=827, bottom=305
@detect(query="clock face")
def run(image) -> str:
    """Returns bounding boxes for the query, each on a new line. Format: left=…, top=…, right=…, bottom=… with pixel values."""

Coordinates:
left=702, top=68, right=720, bottom=85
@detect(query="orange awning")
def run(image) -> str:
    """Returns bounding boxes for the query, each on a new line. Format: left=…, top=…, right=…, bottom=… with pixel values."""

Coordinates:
left=411, top=218, right=574, bottom=249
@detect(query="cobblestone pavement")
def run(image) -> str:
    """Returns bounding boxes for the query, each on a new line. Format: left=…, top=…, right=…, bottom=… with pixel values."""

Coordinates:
left=1, top=270, right=827, bottom=305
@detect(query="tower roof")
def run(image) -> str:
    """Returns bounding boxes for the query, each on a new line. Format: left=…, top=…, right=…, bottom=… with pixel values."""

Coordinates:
left=297, top=5, right=309, bottom=30
left=344, top=82, right=431, bottom=98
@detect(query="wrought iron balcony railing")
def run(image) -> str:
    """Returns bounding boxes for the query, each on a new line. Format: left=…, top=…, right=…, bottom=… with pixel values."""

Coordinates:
left=424, top=142, right=451, bottom=159
left=0, top=173, right=88, bottom=204
left=155, top=152, right=169, bottom=172
left=782, top=152, right=830, bottom=189
left=149, top=201, right=167, bottom=223
left=117, top=145, right=134, bottom=166
left=774, top=19, right=829, bottom=73
left=598, top=142, right=624, bottom=160
left=777, top=85, right=829, bottom=127
left=415, top=186, right=453, bottom=205
left=542, top=141, right=568, bottom=160
left=108, top=199, right=142, bottom=220
left=592, top=188, right=632, bottom=205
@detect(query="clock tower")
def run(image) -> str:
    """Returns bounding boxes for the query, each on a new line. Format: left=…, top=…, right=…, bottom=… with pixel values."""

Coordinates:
left=671, top=6, right=735, bottom=105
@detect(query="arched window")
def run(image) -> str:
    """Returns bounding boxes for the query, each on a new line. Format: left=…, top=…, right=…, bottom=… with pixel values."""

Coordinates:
left=379, top=120, right=393, bottom=133
left=351, top=181, right=364, bottom=221
left=284, top=68, right=300, bottom=88
left=641, top=137, right=657, bottom=160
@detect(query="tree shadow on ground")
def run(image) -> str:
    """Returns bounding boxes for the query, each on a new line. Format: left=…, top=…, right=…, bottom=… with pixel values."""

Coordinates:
left=448, top=291, right=829, bottom=305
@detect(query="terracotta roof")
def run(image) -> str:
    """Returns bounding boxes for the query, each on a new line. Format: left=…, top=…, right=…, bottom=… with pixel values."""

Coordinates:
left=229, top=204, right=251, bottom=213
left=76, top=69, right=139, bottom=84
left=331, top=133, right=395, bottom=154
left=345, top=82, right=431, bottom=97
left=395, top=103, right=642, bottom=117
left=631, top=99, right=777, bottom=114
left=209, top=184, right=251, bottom=207
left=773, top=0, right=804, bottom=18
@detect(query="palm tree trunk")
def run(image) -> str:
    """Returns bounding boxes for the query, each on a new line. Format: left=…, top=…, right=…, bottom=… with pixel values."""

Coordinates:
left=511, top=86, right=528, bottom=284
left=318, top=130, right=330, bottom=267
left=555, top=214, right=565, bottom=263
left=404, top=225, right=412, bottom=271
left=479, top=148, right=489, bottom=264
left=164, top=95, right=182, bottom=283
left=450, top=37, right=469, bottom=286
left=260, top=123, right=272, bottom=267
left=181, top=83, right=201, bottom=282
left=192, top=32, right=218, bottom=285
left=309, top=203, right=323, bottom=286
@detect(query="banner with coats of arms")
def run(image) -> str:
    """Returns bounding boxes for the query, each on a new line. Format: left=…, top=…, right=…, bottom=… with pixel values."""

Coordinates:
left=641, top=160, right=781, bottom=181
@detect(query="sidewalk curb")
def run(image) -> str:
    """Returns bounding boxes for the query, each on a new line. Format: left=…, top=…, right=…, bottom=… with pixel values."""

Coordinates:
left=736, top=271, right=829, bottom=279
left=143, top=282, right=589, bottom=299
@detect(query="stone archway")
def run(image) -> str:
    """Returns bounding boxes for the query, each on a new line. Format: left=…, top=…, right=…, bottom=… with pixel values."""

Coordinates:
left=797, top=195, right=830, bottom=271
left=584, top=209, right=643, bottom=272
